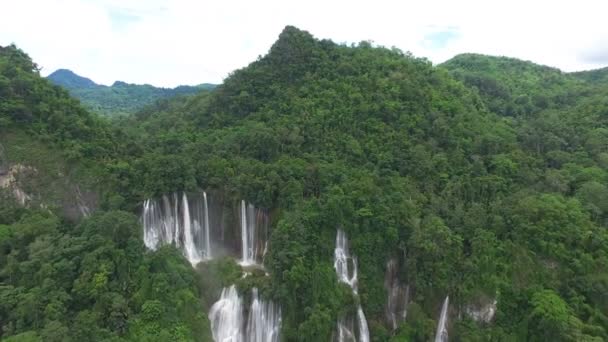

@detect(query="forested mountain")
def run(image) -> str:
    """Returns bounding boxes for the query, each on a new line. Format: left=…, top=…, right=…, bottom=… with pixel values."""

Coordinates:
left=1, top=24, right=607, bottom=342
left=47, top=68, right=216, bottom=117
left=0, top=44, right=212, bottom=341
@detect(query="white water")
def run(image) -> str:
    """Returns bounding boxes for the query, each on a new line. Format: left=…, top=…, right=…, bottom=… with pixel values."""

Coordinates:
left=434, top=296, right=449, bottom=342
left=209, top=285, right=244, bottom=342
left=209, top=286, right=282, bottom=342
left=334, top=229, right=358, bottom=290
left=142, top=191, right=213, bottom=265
left=247, top=288, right=282, bottom=342
left=356, top=306, right=370, bottom=342
left=240, top=200, right=262, bottom=266
left=334, top=229, right=370, bottom=342
left=203, top=192, right=211, bottom=259
left=241, top=200, right=250, bottom=265
left=181, top=193, right=202, bottom=264
left=336, top=318, right=356, bottom=342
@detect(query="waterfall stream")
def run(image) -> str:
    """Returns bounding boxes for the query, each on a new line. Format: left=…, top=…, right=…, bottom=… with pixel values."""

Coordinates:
left=142, top=192, right=269, bottom=266
left=142, top=192, right=278, bottom=341
left=142, top=192, right=212, bottom=265
left=209, top=286, right=244, bottom=342
left=209, top=285, right=281, bottom=342
left=434, top=296, right=449, bottom=342
left=334, top=229, right=370, bottom=342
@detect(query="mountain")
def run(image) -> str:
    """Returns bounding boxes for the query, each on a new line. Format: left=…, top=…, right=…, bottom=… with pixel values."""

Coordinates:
left=127, top=27, right=608, bottom=341
left=0, top=44, right=212, bottom=341
left=2, top=26, right=608, bottom=342
left=440, top=53, right=588, bottom=116
left=47, top=68, right=216, bottom=116
left=46, top=68, right=97, bottom=88
left=571, top=66, right=608, bottom=85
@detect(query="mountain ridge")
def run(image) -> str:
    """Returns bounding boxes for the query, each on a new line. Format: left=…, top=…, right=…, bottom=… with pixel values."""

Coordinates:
left=47, top=68, right=217, bottom=116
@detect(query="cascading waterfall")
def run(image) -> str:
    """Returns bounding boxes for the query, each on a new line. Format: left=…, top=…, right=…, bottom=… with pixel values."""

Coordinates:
left=203, top=192, right=211, bottom=259
left=356, top=306, right=370, bottom=342
left=334, top=229, right=370, bottom=342
left=209, top=285, right=244, bottom=342
left=209, top=286, right=282, bottom=342
left=385, top=259, right=410, bottom=330
left=142, top=192, right=270, bottom=266
left=142, top=191, right=213, bottom=265
left=334, top=229, right=358, bottom=290
left=336, top=317, right=356, bottom=342
left=434, top=296, right=449, bottom=342
left=142, top=192, right=279, bottom=339
left=247, top=288, right=282, bottom=342
left=240, top=200, right=267, bottom=266
left=241, top=200, right=250, bottom=265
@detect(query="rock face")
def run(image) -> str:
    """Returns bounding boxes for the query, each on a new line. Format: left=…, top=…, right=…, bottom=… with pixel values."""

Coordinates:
left=0, top=164, right=33, bottom=205
left=0, top=144, right=7, bottom=175
left=465, top=299, right=497, bottom=323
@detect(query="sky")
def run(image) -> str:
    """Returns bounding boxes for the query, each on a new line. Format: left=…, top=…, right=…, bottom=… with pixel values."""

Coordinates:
left=1, top=0, right=607, bottom=88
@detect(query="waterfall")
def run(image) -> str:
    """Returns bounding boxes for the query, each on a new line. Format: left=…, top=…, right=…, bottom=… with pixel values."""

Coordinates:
left=142, top=191, right=213, bottom=265
left=240, top=200, right=265, bottom=266
left=336, top=318, right=356, bottom=342
left=240, top=200, right=250, bottom=265
left=385, top=259, right=410, bottom=330
left=356, top=306, right=370, bottom=342
left=333, top=229, right=370, bottom=342
left=434, top=296, right=449, bottom=342
left=182, top=193, right=202, bottom=264
left=247, top=288, right=282, bottom=342
left=209, top=286, right=282, bottom=342
left=209, top=285, right=244, bottom=342
left=334, top=229, right=358, bottom=290
left=203, top=192, right=211, bottom=259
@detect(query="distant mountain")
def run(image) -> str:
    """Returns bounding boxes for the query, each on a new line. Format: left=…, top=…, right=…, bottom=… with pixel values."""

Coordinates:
left=47, top=68, right=97, bottom=88
left=47, top=69, right=216, bottom=116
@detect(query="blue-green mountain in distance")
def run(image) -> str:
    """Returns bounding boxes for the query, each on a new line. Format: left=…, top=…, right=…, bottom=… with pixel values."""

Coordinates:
left=47, top=68, right=216, bottom=116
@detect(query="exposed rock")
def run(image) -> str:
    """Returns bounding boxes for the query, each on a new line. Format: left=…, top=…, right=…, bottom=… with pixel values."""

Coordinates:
left=0, top=164, right=34, bottom=205
left=61, top=184, right=98, bottom=221
left=385, top=258, right=409, bottom=331
left=465, top=299, right=497, bottom=323
left=0, top=144, right=7, bottom=175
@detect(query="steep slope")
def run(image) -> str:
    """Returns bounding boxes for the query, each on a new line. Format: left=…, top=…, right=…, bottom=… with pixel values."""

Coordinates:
left=127, top=27, right=608, bottom=341
left=47, top=68, right=216, bottom=117
left=0, top=45, right=212, bottom=341
left=3, top=27, right=608, bottom=341
left=0, top=45, right=117, bottom=218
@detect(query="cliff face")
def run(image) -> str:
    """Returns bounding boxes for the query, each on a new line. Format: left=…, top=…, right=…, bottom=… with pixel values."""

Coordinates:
left=0, top=132, right=99, bottom=221
left=0, top=143, right=7, bottom=175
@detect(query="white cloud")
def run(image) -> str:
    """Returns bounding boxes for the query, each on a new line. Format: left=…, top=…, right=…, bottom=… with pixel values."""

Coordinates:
left=1, top=0, right=607, bottom=87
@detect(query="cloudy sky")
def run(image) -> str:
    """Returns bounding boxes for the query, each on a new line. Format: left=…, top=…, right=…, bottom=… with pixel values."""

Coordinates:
left=1, top=0, right=607, bottom=87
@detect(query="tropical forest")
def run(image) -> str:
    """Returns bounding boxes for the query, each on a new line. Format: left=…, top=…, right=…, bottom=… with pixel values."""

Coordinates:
left=0, top=25, right=607, bottom=342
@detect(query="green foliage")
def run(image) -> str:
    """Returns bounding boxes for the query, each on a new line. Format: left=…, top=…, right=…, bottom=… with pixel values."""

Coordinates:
left=47, top=68, right=216, bottom=117
left=0, top=209, right=211, bottom=341
left=2, top=25, right=608, bottom=341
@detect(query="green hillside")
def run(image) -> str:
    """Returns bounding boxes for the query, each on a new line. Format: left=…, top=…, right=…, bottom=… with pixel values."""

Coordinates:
left=47, top=68, right=216, bottom=117
left=1, top=25, right=607, bottom=342
left=122, top=28, right=608, bottom=341
left=0, top=44, right=212, bottom=341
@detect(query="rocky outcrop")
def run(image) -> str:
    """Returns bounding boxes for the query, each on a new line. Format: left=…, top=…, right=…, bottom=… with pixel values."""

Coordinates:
left=464, top=299, right=497, bottom=323
left=0, top=164, right=33, bottom=205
